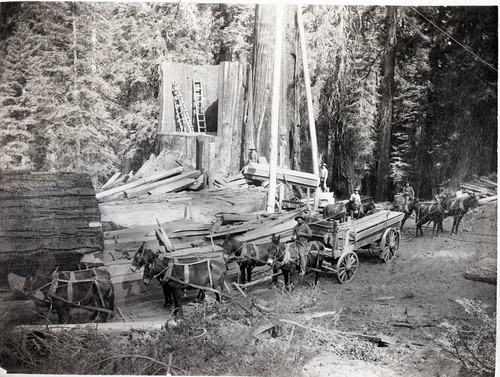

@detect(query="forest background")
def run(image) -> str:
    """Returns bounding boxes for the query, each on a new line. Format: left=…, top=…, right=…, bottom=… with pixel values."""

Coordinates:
left=0, top=3, right=497, bottom=200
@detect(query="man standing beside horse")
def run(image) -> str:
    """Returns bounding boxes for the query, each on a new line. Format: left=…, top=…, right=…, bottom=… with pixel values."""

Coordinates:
left=291, top=215, right=312, bottom=276
left=402, top=182, right=415, bottom=212
left=349, top=188, right=364, bottom=215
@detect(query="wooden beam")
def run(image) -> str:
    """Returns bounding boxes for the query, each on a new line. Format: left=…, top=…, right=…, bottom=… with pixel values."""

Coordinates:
left=101, top=172, right=121, bottom=190
left=97, top=166, right=183, bottom=201
left=267, top=4, right=284, bottom=214
left=297, top=6, right=319, bottom=178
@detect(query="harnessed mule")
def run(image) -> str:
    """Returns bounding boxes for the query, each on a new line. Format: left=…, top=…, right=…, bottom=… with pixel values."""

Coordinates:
left=400, top=198, right=420, bottom=229
left=137, top=248, right=226, bottom=316
left=131, top=244, right=174, bottom=307
left=445, top=193, right=478, bottom=234
left=266, top=234, right=324, bottom=291
left=26, top=267, right=114, bottom=324
left=323, top=199, right=375, bottom=221
left=222, top=235, right=274, bottom=285
left=415, top=197, right=447, bottom=237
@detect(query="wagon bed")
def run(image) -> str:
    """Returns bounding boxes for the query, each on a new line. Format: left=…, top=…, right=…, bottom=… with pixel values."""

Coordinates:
left=308, top=210, right=404, bottom=284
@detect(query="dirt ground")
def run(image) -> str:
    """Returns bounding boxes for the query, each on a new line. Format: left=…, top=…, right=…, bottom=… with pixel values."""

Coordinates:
left=300, top=202, right=497, bottom=376
left=1, top=202, right=496, bottom=376
left=111, top=201, right=497, bottom=376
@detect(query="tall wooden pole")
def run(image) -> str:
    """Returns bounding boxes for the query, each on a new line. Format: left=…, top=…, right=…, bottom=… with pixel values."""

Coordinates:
left=297, top=5, right=319, bottom=178
left=266, top=4, right=284, bottom=213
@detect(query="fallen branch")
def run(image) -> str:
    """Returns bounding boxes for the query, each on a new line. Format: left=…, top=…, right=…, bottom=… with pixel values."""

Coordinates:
left=279, top=319, right=396, bottom=346
left=237, top=271, right=282, bottom=289
left=232, top=282, right=247, bottom=297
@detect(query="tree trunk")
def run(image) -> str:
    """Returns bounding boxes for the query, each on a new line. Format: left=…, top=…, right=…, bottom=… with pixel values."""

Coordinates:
left=375, top=6, right=397, bottom=202
left=248, top=4, right=296, bottom=168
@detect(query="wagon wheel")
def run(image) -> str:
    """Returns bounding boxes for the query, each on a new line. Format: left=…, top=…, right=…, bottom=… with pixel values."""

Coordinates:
left=379, top=227, right=400, bottom=263
left=336, top=251, right=359, bottom=284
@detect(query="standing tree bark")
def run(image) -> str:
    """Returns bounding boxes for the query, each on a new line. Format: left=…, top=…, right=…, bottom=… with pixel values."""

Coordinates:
left=375, top=6, right=397, bottom=202
left=246, top=4, right=296, bottom=168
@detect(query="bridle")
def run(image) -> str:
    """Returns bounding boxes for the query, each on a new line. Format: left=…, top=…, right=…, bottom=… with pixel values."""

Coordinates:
left=267, top=241, right=287, bottom=268
left=143, top=254, right=172, bottom=287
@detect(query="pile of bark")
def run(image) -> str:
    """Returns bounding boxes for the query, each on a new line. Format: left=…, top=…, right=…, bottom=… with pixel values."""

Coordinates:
left=97, top=150, right=204, bottom=203
left=461, top=175, right=497, bottom=204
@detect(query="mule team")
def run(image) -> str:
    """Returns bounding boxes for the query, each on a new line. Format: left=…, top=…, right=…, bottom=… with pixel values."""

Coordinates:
left=25, top=188, right=478, bottom=322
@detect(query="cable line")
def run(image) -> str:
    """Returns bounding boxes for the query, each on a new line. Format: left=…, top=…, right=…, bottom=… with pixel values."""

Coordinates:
left=409, top=6, right=498, bottom=73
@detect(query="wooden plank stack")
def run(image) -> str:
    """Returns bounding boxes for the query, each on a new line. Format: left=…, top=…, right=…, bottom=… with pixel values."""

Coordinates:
left=461, top=175, right=497, bottom=204
left=97, top=150, right=204, bottom=203
left=207, top=208, right=305, bottom=245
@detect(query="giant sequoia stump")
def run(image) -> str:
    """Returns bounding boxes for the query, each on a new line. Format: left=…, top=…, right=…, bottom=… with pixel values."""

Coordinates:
left=0, top=172, right=103, bottom=286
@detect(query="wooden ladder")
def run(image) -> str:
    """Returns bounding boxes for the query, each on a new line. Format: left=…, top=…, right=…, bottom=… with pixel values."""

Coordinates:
left=172, top=81, right=193, bottom=132
left=192, top=79, right=207, bottom=133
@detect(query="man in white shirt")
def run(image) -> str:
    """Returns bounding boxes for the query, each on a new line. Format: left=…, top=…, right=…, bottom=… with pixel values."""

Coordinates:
left=319, top=163, right=328, bottom=192
left=349, top=188, right=363, bottom=215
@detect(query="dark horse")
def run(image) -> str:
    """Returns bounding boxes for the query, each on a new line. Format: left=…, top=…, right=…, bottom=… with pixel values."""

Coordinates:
left=445, top=193, right=478, bottom=234
left=399, top=198, right=420, bottom=229
left=26, top=267, right=114, bottom=324
left=323, top=198, right=375, bottom=221
left=132, top=245, right=226, bottom=316
left=266, top=234, right=324, bottom=291
left=415, top=197, right=447, bottom=237
left=222, top=235, right=274, bottom=284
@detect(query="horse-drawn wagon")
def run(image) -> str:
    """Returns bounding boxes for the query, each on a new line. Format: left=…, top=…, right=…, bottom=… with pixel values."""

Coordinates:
left=308, top=210, right=405, bottom=284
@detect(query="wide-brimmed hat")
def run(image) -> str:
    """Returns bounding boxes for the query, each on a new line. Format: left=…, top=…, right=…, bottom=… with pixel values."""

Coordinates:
left=294, top=215, right=306, bottom=221
left=321, top=163, right=326, bottom=167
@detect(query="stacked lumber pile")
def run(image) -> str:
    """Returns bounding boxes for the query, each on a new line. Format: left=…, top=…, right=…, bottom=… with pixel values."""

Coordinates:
left=461, top=175, right=497, bottom=204
left=206, top=208, right=306, bottom=245
left=97, top=150, right=204, bottom=203
left=213, top=172, right=249, bottom=189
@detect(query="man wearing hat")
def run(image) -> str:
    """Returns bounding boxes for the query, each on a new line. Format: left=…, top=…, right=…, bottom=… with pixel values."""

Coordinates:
left=319, top=163, right=328, bottom=192
left=292, top=214, right=312, bottom=276
left=350, top=188, right=364, bottom=215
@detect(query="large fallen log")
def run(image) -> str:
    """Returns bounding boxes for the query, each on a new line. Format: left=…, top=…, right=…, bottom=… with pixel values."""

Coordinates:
left=97, top=166, right=183, bottom=201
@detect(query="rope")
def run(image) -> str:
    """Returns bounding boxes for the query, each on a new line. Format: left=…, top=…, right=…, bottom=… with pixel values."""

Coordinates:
left=409, top=6, right=497, bottom=73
